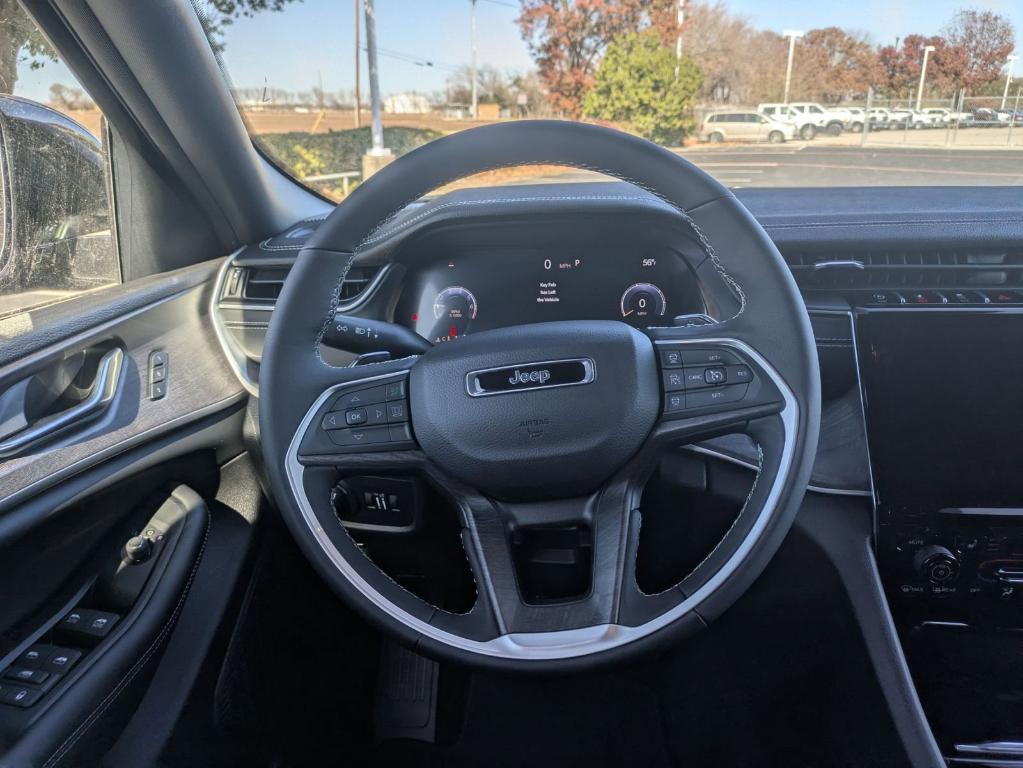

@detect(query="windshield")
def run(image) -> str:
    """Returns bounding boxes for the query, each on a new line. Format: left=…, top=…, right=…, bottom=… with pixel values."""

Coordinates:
left=197, top=0, right=1023, bottom=200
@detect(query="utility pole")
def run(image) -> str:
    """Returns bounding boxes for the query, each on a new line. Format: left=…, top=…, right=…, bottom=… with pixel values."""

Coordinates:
left=1002, top=54, right=1019, bottom=110
left=361, top=0, right=391, bottom=179
left=674, top=0, right=684, bottom=80
left=354, top=0, right=361, bottom=128
left=782, top=30, right=803, bottom=104
left=470, top=0, right=478, bottom=119
left=916, top=44, right=935, bottom=111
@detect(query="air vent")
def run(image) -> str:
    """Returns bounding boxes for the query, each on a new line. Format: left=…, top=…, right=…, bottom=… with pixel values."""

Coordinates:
left=243, top=267, right=289, bottom=301
left=222, top=264, right=382, bottom=305
left=784, top=248, right=1023, bottom=292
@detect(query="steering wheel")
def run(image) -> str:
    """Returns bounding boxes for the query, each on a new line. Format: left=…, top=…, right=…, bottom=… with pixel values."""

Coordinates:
left=259, top=121, right=820, bottom=671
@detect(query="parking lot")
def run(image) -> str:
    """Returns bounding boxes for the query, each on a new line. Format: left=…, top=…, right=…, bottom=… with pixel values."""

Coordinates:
left=508, top=140, right=1023, bottom=189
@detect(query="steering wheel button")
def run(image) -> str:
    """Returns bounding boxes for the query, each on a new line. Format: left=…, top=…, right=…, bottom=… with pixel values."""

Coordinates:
left=321, top=412, right=345, bottom=431
left=683, top=369, right=709, bottom=388
left=662, top=370, right=686, bottom=392
left=346, top=408, right=368, bottom=426
left=726, top=365, right=752, bottom=384
left=388, top=423, right=414, bottom=443
left=660, top=349, right=684, bottom=368
left=681, top=348, right=741, bottom=366
left=328, top=426, right=391, bottom=449
left=703, top=367, right=726, bottom=385
left=332, top=385, right=387, bottom=411
left=386, top=401, right=408, bottom=423
left=687, top=383, right=749, bottom=408
left=663, top=393, right=686, bottom=414
left=365, top=404, right=389, bottom=425
left=384, top=380, right=406, bottom=401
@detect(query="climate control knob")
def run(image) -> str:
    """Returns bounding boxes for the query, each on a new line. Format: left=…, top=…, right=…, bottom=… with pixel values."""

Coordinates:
left=913, top=545, right=960, bottom=585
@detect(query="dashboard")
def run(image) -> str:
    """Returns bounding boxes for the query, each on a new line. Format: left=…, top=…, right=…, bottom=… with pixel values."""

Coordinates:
left=393, top=238, right=704, bottom=344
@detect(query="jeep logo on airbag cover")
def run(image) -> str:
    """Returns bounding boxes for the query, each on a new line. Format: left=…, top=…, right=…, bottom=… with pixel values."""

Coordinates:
left=467, top=358, right=594, bottom=397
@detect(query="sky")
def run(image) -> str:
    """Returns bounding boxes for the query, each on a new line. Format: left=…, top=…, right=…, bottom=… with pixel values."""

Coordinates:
left=11, top=0, right=1023, bottom=103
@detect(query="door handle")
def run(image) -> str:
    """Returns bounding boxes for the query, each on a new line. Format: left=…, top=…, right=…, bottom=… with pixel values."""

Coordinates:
left=0, top=347, right=124, bottom=459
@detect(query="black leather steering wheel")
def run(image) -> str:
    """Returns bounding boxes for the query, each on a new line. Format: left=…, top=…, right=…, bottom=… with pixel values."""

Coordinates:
left=259, top=121, right=820, bottom=671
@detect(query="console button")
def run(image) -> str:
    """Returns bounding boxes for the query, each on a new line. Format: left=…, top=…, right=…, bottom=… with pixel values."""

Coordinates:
left=42, top=648, right=81, bottom=674
left=328, top=426, right=391, bottom=449
left=726, top=365, right=753, bottom=384
left=703, top=367, right=726, bottom=385
left=17, top=646, right=49, bottom=669
left=3, top=686, right=42, bottom=708
left=660, top=348, right=684, bottom=368
left=58, top=609, right=119, bottom=641
left=662, top=370, right=686, bottom=392
left=345, top=408, right=368, bottom=426
left=686, top=384, right=749, bottom=408
left=3, top=668, right=49, bottom=684
left=681, top=348, right=741, bottom=366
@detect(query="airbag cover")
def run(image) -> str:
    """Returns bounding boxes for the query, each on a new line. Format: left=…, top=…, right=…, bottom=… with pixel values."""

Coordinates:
left=410, top=320, right=658, bottom=499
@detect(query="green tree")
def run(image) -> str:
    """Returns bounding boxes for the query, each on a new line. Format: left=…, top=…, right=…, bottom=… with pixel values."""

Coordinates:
left=582, top=30, right=702, bottom=145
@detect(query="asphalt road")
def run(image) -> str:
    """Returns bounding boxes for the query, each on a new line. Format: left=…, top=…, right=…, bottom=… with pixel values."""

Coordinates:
left=531, top=143, right=1023, bottom=188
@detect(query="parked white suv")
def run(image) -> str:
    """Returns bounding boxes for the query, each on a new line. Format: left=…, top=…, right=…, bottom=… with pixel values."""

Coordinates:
left=700, top=111, right=797, bottom=144
left=757, top=103, right=817, bottom=140
left=787, top=102, right=852, bottom=135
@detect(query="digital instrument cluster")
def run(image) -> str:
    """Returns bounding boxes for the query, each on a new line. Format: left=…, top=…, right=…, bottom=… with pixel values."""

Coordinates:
left=395, top=250, right=701, bottom=343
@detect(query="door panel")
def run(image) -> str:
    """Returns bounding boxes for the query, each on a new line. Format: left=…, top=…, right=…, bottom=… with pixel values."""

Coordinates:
left=0, top=257, right=252, bottom=768
left=0, top=261, right=245, bottom=512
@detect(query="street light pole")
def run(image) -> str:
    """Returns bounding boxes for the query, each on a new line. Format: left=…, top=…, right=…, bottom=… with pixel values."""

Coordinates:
left=674, top=0, right=685, bottom=80
left=470, top=0, right=478, bottom=119
left=916, top=45, right=936, bottom=111
left=1002, top=54, right=1019, bottom=110
left=782, top=30, right=803, bottom=105
left=354, top=0, right=361, bottom=128
left=363, top=0, right=386, bottom=155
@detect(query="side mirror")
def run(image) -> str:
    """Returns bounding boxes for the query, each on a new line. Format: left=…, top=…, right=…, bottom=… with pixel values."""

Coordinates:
left=0, top=95, right=115, bottom=300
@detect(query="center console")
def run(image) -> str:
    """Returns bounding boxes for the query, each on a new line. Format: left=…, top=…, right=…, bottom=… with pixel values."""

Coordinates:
left=858, top=309, right=1023, bottom=761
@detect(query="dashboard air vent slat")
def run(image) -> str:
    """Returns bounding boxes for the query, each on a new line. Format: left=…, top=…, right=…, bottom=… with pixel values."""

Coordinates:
left=784, top=248, right=1023, bottom=293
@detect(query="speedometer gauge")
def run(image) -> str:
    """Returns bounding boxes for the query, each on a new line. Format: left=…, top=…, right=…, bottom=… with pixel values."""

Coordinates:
left=431, top=286, right=478, bottom=342
left=620, top=283, right=666, bottom=321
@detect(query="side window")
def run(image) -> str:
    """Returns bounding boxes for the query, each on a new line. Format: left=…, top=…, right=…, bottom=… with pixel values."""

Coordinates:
left=0, top=1, right=118, bottom=318
left=808, top=106, right=824, bottom=114
left=762, top=107, right=775, bottom=116
left=707, top=115, right=718, bottom=123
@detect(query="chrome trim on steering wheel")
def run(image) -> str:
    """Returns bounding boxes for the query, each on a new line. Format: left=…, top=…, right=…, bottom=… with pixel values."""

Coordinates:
left=284, top=337, right=797, bottom=660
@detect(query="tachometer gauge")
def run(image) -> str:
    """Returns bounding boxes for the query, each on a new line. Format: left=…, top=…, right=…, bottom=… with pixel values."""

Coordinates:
left=431, top=286, right=478, bottom=342
left=620, top=283, right=666, bottom=321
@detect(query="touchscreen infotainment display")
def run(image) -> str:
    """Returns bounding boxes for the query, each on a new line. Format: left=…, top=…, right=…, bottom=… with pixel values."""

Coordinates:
left=857, top=310, right=1023, bottom=511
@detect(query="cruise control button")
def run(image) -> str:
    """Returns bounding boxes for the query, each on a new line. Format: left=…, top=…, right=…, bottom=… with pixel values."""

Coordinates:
left=662, top=370, right=686, bottom=392
left=683, top=369, right=709, bottom=389
left=686, top=384, right=749, bottom=408
left=663, top=392, right=686, bottom=414
left=681, top=348, right=741, bottom=366
left=345, top=408, right=368, bottom=426
left=703, top=367, right=726, bottom=385
left=328, top=426, right=391, bottom=449
left=726, top=365, right=753, bottom=384
left=660, top=348, right=684, bottom=368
